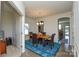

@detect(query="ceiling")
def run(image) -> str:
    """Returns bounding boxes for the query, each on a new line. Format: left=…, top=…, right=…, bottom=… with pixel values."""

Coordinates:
left=23, top=1, right=73, bottom=18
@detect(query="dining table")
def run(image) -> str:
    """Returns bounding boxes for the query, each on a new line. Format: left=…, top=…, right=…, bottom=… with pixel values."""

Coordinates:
left=37, top=34, right=51, bottom=40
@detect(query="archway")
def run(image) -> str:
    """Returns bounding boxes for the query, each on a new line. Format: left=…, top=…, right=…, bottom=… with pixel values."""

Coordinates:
left=58, top=17, right=70, bottom=51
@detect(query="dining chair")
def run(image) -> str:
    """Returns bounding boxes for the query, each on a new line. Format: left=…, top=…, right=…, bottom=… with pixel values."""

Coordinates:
left=32, top=33, right=38, bottom=46
left=29, top=32, right=33, bottom=38
left=43, top=39, right=48, bottom=47
left=42, top=32, right=46, bottom=35
left=49, top=33, right=56, bottom=49
left=37, top=32, right=43, bottom=44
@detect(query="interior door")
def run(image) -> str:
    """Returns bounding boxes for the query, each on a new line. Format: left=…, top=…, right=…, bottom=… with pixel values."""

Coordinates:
left=63, top=22, right=70, bottom=45
left=58, top=17, right=70, bottom=49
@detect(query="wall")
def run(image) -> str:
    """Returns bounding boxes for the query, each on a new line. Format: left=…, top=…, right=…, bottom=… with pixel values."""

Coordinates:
left=0, top=1, right=1, bottom=30
left=0, top=1, right=1, bottom=17
left=1, top=2, right=14, bottom=38
left=38, top=12, right=72, bottom=43
left=8, top=1, right=25, bottom=53
left=73, top=1, right=79, bottom=57
left=9, top=1, right=25, bottom=16
left=15, top=13, right=22, bottom=49
left=25, top=17, right=38, bottom=33
left=25, top=17, right=38, bottom=40
left=1, top=2, right=22, bottom=53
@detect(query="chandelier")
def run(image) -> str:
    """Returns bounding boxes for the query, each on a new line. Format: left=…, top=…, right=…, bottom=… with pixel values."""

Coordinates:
left=36, top=21, right=44, bottom=25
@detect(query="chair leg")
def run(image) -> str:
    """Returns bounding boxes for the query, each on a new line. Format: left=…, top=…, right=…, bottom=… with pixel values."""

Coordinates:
left=36, top=41, right=38, bottom=47
left=51, top=46, right=52, bottom=49
left=43, top=41, right=46, bottom=47
left=52, top=43, right=54, bottom=47
left=50, top=43, right=54, bottom=49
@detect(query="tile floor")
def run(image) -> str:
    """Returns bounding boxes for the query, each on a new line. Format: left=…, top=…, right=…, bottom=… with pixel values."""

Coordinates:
left=0, top=45, right=21, bottom=57
left=21, top=49, right=40, bottom=57
left=0, top=44, right=74, bottom=57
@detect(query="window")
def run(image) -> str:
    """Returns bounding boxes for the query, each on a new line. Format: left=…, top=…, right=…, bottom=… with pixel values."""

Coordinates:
left=24, top=23, right=29, bottom=35
left=59, top=24, right=61, bottom=30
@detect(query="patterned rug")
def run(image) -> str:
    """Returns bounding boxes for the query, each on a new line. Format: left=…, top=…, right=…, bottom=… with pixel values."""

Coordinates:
left=25, top=40, right=61, bottom=57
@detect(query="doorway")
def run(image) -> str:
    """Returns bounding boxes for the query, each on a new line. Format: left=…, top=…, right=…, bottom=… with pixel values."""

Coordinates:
left=58, top=17, right=70, bottom=49
left=1, top=1, right=22, bottom=56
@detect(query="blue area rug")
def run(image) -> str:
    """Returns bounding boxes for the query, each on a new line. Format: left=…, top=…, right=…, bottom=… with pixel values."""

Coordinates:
left=25, top=40, right=61, bottom=57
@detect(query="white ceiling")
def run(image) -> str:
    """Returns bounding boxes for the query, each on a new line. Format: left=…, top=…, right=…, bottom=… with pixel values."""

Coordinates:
left=23, top=1, right=73, bottom=18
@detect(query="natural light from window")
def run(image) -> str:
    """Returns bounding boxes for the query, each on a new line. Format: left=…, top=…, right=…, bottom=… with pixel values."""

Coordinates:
left=24, top=23, right=29, bottom=35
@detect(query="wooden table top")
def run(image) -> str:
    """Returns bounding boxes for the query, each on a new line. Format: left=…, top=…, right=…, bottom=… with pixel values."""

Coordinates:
left=37, top=34, right=51, bottom=40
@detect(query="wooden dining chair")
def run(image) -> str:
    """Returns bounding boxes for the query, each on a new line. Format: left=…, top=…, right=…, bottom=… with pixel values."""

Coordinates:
left=49, top=33, right=56, bottom=49
left=32, top=33, right=38, bottom=46
left=29, top=32, right=33, bottom=42
left=37, top=32, right=43, bottom=44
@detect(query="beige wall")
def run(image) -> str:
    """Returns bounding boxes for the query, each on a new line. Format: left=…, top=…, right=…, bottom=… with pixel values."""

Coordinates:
left=15, top=14, right=21, bottom=49
left=1, top=2, right=22, bottom=50
left=25, top=17, right=38, bottom=33
left=0, top=1, right=1, bottom=30
left=1, top=2, right=14, bottom=38
left=0, top=1, right=1, bottom=16
left=25, top=17, right=38, bottom=40
left=73, top=1, right=79, bottom=57
left=9, top=1, right=25, bottom=53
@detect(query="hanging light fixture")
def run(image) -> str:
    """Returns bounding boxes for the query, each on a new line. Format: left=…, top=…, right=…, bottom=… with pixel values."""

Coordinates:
left=40, top=21, right=44, bottom=25
left=39, top=22, right=42, bottom=25
left=36, top=22, right=39, bottom=25
left=36, top=21, right=44, bottom=25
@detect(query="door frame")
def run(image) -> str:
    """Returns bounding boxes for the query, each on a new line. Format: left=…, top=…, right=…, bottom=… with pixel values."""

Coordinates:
left=58, top=17, right=70, bottom=46
left=5, top=1, right=24, bottom=55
